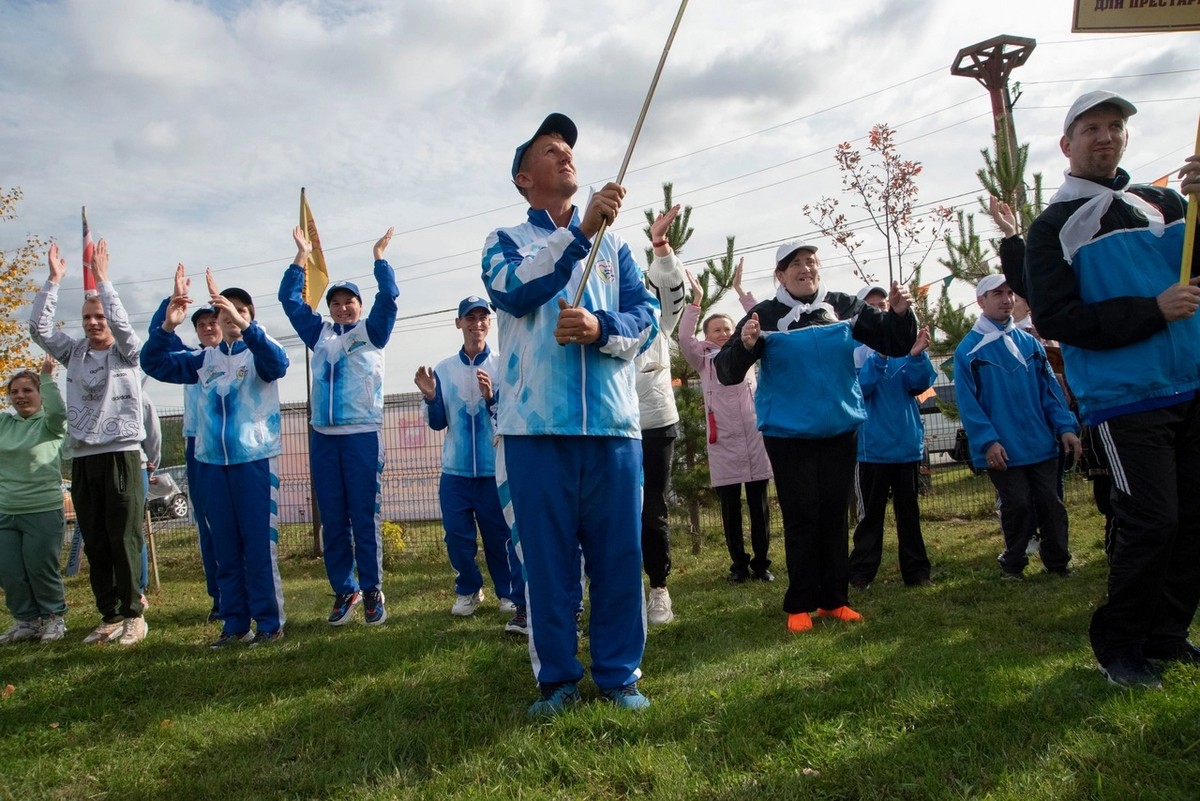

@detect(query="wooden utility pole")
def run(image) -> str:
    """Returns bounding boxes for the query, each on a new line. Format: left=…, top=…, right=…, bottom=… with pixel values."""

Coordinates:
left=951, top=34, right=1036, bottom=189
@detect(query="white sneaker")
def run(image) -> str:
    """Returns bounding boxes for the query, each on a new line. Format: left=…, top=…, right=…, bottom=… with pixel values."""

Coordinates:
left=0, top=619, right=42, bottom=644
left=117, top=616, right=148, bottom=646
left=39, top=615, right=66, bottom=643
left=498, top=598, right=517, bottom=615
left=647, top=587, right=674, bottom=626
left=82, top=621, right=124, bottom=644
left=451, top=589, right=484, bottom=617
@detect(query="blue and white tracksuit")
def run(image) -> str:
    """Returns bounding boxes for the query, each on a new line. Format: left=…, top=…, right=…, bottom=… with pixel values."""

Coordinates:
left=425, top=344, right=523, bottom=606
left=954, top=320, right=1078, bottom=574
left=279, top=260, right=397, bottom=597
left=141, top=322, right=289, bottom=636
left=149, top=299, right=219, bottom=613
left=482, top=204, right=657, bottom=691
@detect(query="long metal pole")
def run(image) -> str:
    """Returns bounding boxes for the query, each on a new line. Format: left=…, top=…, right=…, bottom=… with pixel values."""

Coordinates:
left=571, top=0, right=689, bottom=308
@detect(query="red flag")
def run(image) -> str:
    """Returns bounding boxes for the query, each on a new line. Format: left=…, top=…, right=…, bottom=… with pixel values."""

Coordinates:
left=82, top=206, right=96, bottom=295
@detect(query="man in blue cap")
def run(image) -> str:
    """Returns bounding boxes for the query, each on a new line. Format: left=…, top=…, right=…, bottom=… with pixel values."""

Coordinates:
left=281, top=226, right=399, bottom=627
left=414, top=297, right=524, bottom=633
left=482, top=112, right=660, bottom=716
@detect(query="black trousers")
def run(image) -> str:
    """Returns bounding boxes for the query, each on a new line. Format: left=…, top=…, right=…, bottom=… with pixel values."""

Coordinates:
left=71, top=450, right=146, bottom=621
left=715, top=479, right=771, bottom=573
left=987, top=457, right=1071, bottom=575
left=1090, top=399, right=1200, bottom=665
left=849, top=461, right=931, bottom=584
left=765, top=432, right=856, bottom=614
left=641, top=426, right=676, bottom=589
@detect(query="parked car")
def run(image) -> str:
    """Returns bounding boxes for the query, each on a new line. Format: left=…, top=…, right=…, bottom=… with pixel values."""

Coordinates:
left=147, top=465, right=190, bottom=520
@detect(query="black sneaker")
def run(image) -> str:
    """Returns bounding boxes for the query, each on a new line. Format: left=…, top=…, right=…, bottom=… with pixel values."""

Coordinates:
left=209, top=631, right=252, bottom=649
left=727, top=566, right=749, bottom=584
left=363, top=590, right=387, bottom=626
left=504, top=609, right=528, bottom=635
left=1144, top=641, right=1200, bottom=666
left=751, top=568, right=775, bottom=582
left=328, top=591, right=362, bottom=626
left=850, top=578, right=871, bottom=590
left=248, top=630, right=284, bottom=648
left=207, top=606, right=221, bottom=624
left=1099, top=655, right=1163, bottom=690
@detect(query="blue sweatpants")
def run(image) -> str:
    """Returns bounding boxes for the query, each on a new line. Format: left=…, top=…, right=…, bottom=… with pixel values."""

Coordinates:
left=196, top=458, right=285, bottom=636
left=440, top=473, right=523, bottom=605
left=186, top=437, right=220, bottom=613
left=311, top=430, right=384, bottom=595
left=498, top=435, right=645, bottom=691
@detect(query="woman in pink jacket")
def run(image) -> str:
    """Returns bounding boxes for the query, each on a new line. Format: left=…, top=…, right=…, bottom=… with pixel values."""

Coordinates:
left=680, top=263, right=774, bottom=583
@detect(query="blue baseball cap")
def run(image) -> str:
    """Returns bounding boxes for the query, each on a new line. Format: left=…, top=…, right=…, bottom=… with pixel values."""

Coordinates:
left=190, top=306, right=216, bottom=325
left=511, top=113, right=578, bottom=179
left=458, top=296, right=491, bottom=318
left=326, top=281, right=361, bottom=305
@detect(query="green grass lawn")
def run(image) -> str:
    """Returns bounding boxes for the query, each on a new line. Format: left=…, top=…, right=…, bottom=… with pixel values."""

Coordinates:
left=1, top=503, right=1197, bottom=801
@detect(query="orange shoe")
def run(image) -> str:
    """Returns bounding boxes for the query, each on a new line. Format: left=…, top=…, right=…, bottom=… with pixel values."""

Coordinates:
left=816, top=606, right=863, bottom=622
left=787, top=612, right=813, bottom=632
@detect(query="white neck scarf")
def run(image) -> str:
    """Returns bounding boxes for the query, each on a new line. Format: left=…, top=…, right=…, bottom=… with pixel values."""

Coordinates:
left=774, top=283, right=834, bottom=331
left=1048, top=170, right=1165, bottom=264
left=968, top=315, right=1026, bottom=366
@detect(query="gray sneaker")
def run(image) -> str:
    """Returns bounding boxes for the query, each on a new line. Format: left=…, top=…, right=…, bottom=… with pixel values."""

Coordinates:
left=82, top=620, right=124, bottom=644
left=0, top=619, right=42, bottom=644
left=39, top=615, right=66, bottom=643
left=451, top=589, right=484, bottom=617
left=117, top=616, right=148, bottom=646
left=647, top=587, right=674, bottom=625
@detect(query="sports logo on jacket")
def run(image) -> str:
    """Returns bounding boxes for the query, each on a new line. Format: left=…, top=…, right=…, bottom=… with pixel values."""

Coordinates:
left=597, top=259, right=616, bottom=283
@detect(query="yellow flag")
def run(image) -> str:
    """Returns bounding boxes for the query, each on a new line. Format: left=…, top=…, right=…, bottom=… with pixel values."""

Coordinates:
left=299, top=187, right=329, bottom=306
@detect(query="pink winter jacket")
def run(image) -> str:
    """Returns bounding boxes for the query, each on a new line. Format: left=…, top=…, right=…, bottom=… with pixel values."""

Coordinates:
left=679, top=297, right=773, bottom=488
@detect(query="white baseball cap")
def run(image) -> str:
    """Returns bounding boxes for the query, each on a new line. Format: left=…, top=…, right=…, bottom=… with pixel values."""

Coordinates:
left=976, top=274, right=1009, bottom=297
left=775, top=240, right=818, bottom=268
left=1063, top=90, right=1137, bottom=135
left=856, top=285, right=886, bottom=302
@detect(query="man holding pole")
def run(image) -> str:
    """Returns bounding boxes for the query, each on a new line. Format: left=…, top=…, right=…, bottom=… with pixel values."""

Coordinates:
left=1025, top=90, right=1200, bottom=689
left=482, top=113, right=659, bottom=716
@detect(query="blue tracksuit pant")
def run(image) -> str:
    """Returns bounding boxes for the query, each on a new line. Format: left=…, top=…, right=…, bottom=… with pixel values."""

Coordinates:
left=440, top=473, right=523, bottom=604
left=312, top=430, right=384, bottom=595
left=196, top=458, right=285, bottom=636
left=498, top=435, right=645, bottom=691
left=186, top=437, right=220, bottom=613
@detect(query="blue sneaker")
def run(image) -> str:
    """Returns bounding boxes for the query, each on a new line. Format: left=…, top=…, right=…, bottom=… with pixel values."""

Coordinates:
left=600, top=682, right=650, bottom=711
left=527, top=682, right=580, bottom=717
left=363, top=590, right=387, bottom=626
left=328, top=591, right=362, bottom=626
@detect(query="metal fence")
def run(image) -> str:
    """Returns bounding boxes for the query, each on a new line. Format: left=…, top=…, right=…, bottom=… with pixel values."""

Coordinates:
left=141, top=391, right=1092, bottom=565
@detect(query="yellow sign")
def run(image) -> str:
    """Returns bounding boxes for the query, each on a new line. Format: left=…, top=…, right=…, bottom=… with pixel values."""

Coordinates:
left=1074, top=0, right=1200, bottom=32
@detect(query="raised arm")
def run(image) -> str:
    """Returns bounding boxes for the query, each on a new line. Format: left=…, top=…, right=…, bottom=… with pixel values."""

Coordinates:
left=28, top=243, right=77, bottom=362
left=279, top=225, right=325, bottom=349
left=91, top=240, right=142, bottom=364
left=365, top=228, right=399, bottom=349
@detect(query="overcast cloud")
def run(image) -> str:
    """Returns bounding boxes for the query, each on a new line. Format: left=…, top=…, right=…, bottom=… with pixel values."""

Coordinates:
left=1, top=0, right=1197, bottom=407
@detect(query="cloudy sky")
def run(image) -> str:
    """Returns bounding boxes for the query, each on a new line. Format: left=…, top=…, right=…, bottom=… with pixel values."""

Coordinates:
left=2, top=0, right=1198, bottom=408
